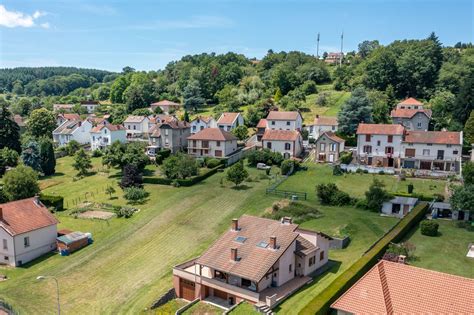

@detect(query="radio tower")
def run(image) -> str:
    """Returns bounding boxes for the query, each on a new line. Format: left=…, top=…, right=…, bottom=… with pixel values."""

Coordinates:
left=316, top=33, right=320, bottom=59
left=340, top=31, right=344, bottom=66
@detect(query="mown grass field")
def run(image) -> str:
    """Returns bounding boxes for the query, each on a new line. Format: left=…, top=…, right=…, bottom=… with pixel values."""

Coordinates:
left=402, top=220, right=474, bottom=278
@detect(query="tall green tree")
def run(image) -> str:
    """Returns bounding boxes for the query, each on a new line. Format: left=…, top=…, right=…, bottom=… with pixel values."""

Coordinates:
left=2, top=165, right=40, bottom=201
left=365, top=179, right=391, bottom=212
left=21, top=141, right=42, bottom=172
left=358, top=40, right=380, bottom=58
left=110, top=76, right=129, bottom=103
left=464, top=111, right=474, bottom=144
left=337, top=87, right=373, bottom=135
left=0, top=100, right=21, bottom=153
left=27, top=108, right=56, bottom=138
left=226, top=161, right=249, bottom=187
left=453, top=70, right=474, bottom=125
left=38, top=138, right=56, bottom=176
left=0, top=147, right=19, bottom=176
left=73, top=149, right=92, bottom=176
left=462, top=162, right=474, bottom=186
left=183, top=80, right=205, bottom=110
left=450, top=185, right=474, bottom=212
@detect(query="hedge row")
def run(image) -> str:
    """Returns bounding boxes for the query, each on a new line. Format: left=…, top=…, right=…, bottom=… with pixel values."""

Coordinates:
left=143, top=165, right=224, bottom=187
left=39, top=194, right=64, bottom=211
left=299, top=202, right=429, bottom=315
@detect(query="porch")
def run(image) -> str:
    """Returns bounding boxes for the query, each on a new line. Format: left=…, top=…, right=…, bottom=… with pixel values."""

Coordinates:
left=258, top=276, right=311, bottom=307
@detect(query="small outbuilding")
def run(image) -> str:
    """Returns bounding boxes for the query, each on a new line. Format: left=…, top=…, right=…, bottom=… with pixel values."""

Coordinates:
left=57, top=231, right=92, bottom=256
left=381, top=196, right=418, bottom=218
left=430, top=202, right=471, bottom=221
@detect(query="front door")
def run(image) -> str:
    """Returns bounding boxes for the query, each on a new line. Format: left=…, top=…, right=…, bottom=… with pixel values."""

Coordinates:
left=368, top=157, right=373, bottom=165
left=388, top=158, right=394, bottom=167
left=329, top=154, right=334, bottom=162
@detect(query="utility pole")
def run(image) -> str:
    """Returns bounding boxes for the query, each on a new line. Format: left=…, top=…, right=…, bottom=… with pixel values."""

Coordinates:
left=316, top=32, right=320, bottom=58
left=340, top=31, right=344, bottom=66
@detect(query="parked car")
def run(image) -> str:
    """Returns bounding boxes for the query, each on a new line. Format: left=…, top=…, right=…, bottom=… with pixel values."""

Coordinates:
left=257, top=163, right=271, bottom=170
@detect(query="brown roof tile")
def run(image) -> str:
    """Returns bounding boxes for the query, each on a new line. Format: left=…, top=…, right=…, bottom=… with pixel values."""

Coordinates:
left=124, top=115, right=147, bottom=123
left=332, top=260, right=474, bottom=314
left=262, top=130, right=301, bottom=141
left=150, top=100, right=181, bottom=107
left=188, top=128, right=237, bottom=141
left=320, top=131, right=344, bottom=143
left=313, top=116, right=337, bottom=126
left=404, top=131, right=462, bottom=145
left=91, top=124, right=125, bottom=133
left=217, top=112, right=241, bottom=125
left=256, top=119, right=267, bottom=128
left=356, top=124, right=405, bottom=135
left=399, top=97, right=423, bottom=106
left=390, top=108, right=432, bottom=119
left=0, top=197, right=58, bottom=236
left=267, top=111, right=301, bottom=121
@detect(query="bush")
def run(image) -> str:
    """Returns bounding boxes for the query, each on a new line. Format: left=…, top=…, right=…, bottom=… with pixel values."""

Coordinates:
left=265, top=201, right=322, bottom=224
left=333, top=165, right=343, bottom=176
left=123, top=187, right=149, bottom=203
left=114, top=206, right=137, bottom=218
left=420, top=220, right=439, bottom=236
left=92, top=149, right=103, bottom=157
left=281, top=160, right=299, bottom=176
left=161, top=153, right=198, bottom=179
left=39, top=194, right=64, bottom=211
left=365, top=179, right=391, bottom=212
left=206, top=158, right=221, bottom=168
left=339, top=151, right=353, bottom=165
left=316, top=183, right=354, bottom=206
left=407, top=183, right=414, bottom=194
left=247, top=149, right=284, bottom=167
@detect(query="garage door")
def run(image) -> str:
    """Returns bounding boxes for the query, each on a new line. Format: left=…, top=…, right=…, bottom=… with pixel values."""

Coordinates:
left=403, top=160, right=415, bottom=168
left=214, top=289, right=227, bottom=300
left=180, top=279, right=195, bottom=301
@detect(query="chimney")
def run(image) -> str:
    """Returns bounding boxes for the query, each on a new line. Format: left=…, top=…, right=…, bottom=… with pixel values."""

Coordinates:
left=230, top=248, right=238, bottom=261
left=316, top=114, right=319, bottom=118
left=0, top=207, right=3, bottom=221
left=281, top=217, right=293, bottom=225
left=34, top=195, right=40, bottom=206
left=270, top=236, right=277, bottom=249
left=231, top=218, right=239, bottom=231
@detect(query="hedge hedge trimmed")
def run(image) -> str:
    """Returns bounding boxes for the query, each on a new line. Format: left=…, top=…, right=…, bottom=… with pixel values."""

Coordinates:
left=143, top=164, right=224, bottom=187
left=39, top=194, right=64, bottom=211
left=299, top=202, right=429, bottom=315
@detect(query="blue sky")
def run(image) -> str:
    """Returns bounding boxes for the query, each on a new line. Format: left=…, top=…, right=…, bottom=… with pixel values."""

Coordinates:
left=1, top=0, right=472, bottom=72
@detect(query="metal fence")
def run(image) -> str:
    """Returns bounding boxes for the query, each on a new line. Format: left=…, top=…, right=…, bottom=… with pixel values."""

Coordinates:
left=265, top=188, right=307, bottom=200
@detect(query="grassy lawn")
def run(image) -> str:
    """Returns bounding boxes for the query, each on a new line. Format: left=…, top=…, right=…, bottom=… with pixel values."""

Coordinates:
left=278, top=164, right=446, bottom=201
left=402, top=220, right=474, bottom=278
left=153, top=299, right=187, bottom=315
left=182, top=302, right=223, bottom=315
left=228, top=302, right=260, bottom=315
left=300, top=86, right=351, bottom=124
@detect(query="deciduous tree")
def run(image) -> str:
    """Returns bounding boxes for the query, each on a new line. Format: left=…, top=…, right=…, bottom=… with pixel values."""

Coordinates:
left=3, top=165, right=40, bottom=201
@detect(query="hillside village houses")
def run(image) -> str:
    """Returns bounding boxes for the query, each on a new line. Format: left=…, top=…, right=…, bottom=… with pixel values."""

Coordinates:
left=217, top=112, right=244, bottom=131
left=172, top=215, right=332, bottom=308
left=390, top=97, right=432, bottom=131
left=123, top=115, right=150, bottom=140
left=56, top=113, right=81, bottom=126
left=90, top=122, right=126, bottom=151
left=53, top=103, right=74, bottom=112
left=266, top=111, right=303, bottom=131
left=53, top=118, right=93, bottom=146
left=262, top=130, right=303, bottom=159
left=153, top=119, right=191, bottom=153
left=187, top=128, right=238, bottom=158
left=150, top=100, right=182, bottom=114
left=190, top=116, right=217, bottom=134
left=306, top=115, right=338, bottom=139
left=0, top=197, right=58, bottom=267
left=314, top=131, right=345, bottom=163
left=80, top=100, right=100, bottom=114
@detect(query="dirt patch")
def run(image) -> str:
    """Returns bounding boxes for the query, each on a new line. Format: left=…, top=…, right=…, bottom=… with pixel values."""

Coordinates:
left=77, top=210, right=115, bottom=220
left=265, top=199, right=290, bottom=214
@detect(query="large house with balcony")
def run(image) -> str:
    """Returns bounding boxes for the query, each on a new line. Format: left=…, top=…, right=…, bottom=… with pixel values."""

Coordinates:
left=173, top=215, right=332, bottom=309
left=262, top=130, right=303, bottom=159
left=217, top=113, right=244, bottom=131
left=266, top=111, right=302, bottom=131
left=53, top=118, right=92, bottom=146
left=306, top=115, right=338, bottom=139
left=187, top=128, right=238, bottom=158
left=390, top=98, right=431, bottom=131
left=123, top=115, right=150, bottom=140
left=190, top=116, right=217, bottom=134
left=90, top=123, right=126, bottom=150
left=149, top=119, right=190, bottom=153
left=400, top=130, right=462, bottom=173
left=356, top=124, right=405, bottom=168
left=0, top=197, right=58, bottom=267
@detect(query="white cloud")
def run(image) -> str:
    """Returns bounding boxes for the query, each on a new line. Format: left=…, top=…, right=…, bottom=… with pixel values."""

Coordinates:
left=0, top=5, right=49, bottom=28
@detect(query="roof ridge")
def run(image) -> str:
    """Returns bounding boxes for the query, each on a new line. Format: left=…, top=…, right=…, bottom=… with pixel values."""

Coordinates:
left=378, top=261, right=394, bottom=315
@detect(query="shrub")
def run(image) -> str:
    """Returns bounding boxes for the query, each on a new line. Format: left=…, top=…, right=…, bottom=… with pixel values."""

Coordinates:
left=114, top=206, right=137, bottom=218
left=281, top=160, right=299, bottom=176
left=92, top=149, right=103, bottom=157
left=266, top=201, right=322, bottom=224
left=226, top=161, right=249, bottom=186
left=247, top=149, right=284, bottom=167
left=123, top=187, right=149, bottom=203
left=333, top=165, right=343, bottom=176
left=206, top=158, right=221, bottom=168
left=39, top=194, right=64, bottom=211
left=339, top=151, right=353, bottom=165
left=65, top=140, right=81, bottom=156
left=420, top=220, right=439, bottom=236
left=316, top=183, right=354, bottom=206
left=407, top=183, right=414, bottom=194
left=365, top=179, right=391, bottom=212
left=161, top=153, right=198, bottom=179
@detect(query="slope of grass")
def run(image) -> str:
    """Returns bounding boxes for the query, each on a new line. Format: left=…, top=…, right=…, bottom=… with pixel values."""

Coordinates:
left=300, top=85, right=351, bottom=123
left=402, top=220, right=474, bottom=278
left=228, top=302, right=260, bottom=315
left=182, top=302, right=222, bottom=315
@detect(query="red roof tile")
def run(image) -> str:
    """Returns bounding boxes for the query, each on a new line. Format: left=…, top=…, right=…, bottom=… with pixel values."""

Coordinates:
left=262, top=129, right=301, bottom=141
left=217, top=112, right=241, bottom=125
left=356, top=124, right=405, bottom=135
left=0, top=197, right=58, bottom=236
left=187, top=128, right=237, bottom=141
left=59, top=113, right=81, bottom=121
left=404, top=130, right=462, bottom=145
left=150, top=100, right=181, bottom=107
left=399, top=97, right=423, bottom=106
left=332, top=260, right=474, bottom=314
left=91, top=124, right=125, bottom=133
left=313, top=116, right=338, bottom=126
left=267, top=111, right=301, bottom=121
left=320, top=131, right=344, bottom=143
left=256, top=119, right=267, bottom=128
left=390, top=108, right=432, bottom=119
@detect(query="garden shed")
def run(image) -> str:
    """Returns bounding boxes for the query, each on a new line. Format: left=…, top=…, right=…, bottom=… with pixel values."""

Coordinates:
left=57, top=232, right=92, bottom=255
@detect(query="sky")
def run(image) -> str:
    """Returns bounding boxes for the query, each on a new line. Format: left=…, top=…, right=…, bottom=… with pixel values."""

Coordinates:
left=0, top=0, right=472, bottom=72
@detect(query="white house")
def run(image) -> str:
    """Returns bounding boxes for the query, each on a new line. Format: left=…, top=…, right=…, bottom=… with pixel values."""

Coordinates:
left=90, top=123, right=127, bottom=150
left=262, top=129, right=303, bottom=159
left=123, top=115, right=150, bottom=139
left=80, top=101, right=100, bottom=114
left=217, top=112, right=244, bottom=131
left=307, top=115, right=338, bottom=139
left=190, top=116, right=217, bottom=134
left=187, top=128, right=238, bottom=158
left=356, top=124, right=405, bottom=168
left=0, top=197, right=58, bottom=267
left=400, top=130, right=463, bottom=173
left=56, top=113, right=81, bottom=126
left=381, top=196, right=418, bottom=218
left=53, top=119, right=92, bottom=146
left=266, top=111, right=303, bottom=131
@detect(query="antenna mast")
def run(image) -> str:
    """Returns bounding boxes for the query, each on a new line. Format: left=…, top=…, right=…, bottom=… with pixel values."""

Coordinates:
left=340, top=31, right=344, bottom=66
left=316, top=32, right=320, bottom=58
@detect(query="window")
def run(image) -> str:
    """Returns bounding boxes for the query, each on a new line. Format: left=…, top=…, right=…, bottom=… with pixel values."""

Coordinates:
left=216, top=141, right=221, bottom=147
left=257, top=241, right=269, bottom=248
left=202, top=141, right=209, bottom=148
left=24, top=237, right=30, bottom=248
left=405, top=148, right=416, bottom=157
left=320, top=143, right=326, bottom=151
left=271, top=121, right=275, bottom=125
left=365, top=134, right=371, bottom=142
left=417, top=122, right=422, bottom=129
left=330, top=143, right=337, bottom=151
left=363, top=145, right=372, bottom=154
left=289, top=264, right=292, bottom=272
left=320, top=251, right=325, bottom=261
left=4, top=256, right=8, bottom=261
left=332, top=126, right=336, bottom=131
left=309, top=256, right=316, bottom=266
left=2, top=239, right=7, bottom=250
left=165, top=129, right=169, bottom=136
left=267, top=142, right=272, bottom=149
left=385, top=146, right=394, bottom=154
left=285, top=143, right=291, bottom=150
left=427, top=143, right=432, bottom=146
left=193, top=140, right=197, bottom=147
left=241, top=278, right=252, bottom=287
left=423, top=149, right=430, bottom=156
left=133, top=125, right=136, bottom=130
left=377, top=140, right=381, bottom=146
left=234, top=236, right=247, bottom=243
left=447, top=144, right=452, bottom=148
left=286, top=121, right=290, bottom=126
left=453, top=150, right=459, bottom=155
left=387, top=135, right=393, bottom=143
left=192, top=126, right=196, bottom=131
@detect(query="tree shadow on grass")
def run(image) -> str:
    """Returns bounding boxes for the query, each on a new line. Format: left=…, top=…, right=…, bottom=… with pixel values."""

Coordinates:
left=41, top=172, right=66, bottom=180
left=231, top=185, right=252, bottom=191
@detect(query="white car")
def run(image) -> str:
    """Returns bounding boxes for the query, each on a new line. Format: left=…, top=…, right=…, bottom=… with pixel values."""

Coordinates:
left=257, top=163, right=271, bottom=170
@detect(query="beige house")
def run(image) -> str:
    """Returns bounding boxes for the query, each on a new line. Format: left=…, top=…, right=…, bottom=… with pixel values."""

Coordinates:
left=53, top=104, right=74, bottom=112
left=262, top=130, right=303, bottom=159
left=0, top=197, right=58, bottom=267
left=315, top=132, right=345, bottom=163
left=217, top=113, right=244, bottom=131
left=187, top=128, right=238, bottom=158
left=173, top=215, right=332, bottom=309
left=123, top=115, right=150, bottom=139
left=148, top=119, right=190, bottom=153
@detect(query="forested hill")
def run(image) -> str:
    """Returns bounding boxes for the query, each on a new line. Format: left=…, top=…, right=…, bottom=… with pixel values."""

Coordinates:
left=0, top=67, right=115, bottom=96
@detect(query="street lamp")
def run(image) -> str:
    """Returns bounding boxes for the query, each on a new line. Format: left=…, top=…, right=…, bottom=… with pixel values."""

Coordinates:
left=37, top=275, right=60, bottom=315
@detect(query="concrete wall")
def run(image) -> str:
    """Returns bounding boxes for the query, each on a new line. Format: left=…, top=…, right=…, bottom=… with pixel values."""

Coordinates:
left=9, top=225, right=57, bottom=266
left=277, top=241, right=296, bottom=286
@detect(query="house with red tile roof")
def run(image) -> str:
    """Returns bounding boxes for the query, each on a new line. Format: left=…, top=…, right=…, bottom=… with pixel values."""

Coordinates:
left=306, top=115, right=338, bottom=139
left=0, top=197, right=59, bottom=267
left=331, top=260, right=474, bottom=315
left=314, top=131, right=345, bottom=163
left=173, top=215, right=332, bottom=309
left=90, top=122, right=126, bottom=150
left=123, top=115, right=150, bottom=140
left=262, top=130, right=303, bottom=159
left=80, top=100, right=100, bottom=114
left=266, top=111, right=303, bottom=131
left=150, top=100, right=182, bottom=114
left=56, top=113, right=81, bottom=126
left=391, top=98, right=431, bottom=131
left=190, top=116, right=217, bottom=134
left=217, top=113, right=244, bottom=131
left=256, top=119, right=268, bottom=141
left=187, top=128, right=238, bottom=158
